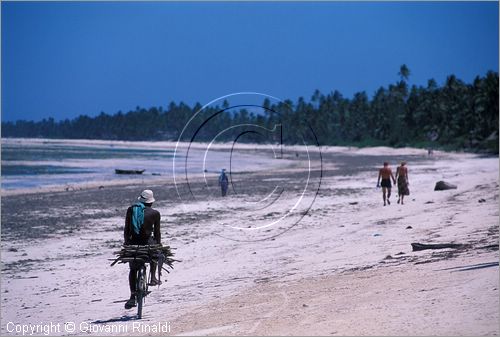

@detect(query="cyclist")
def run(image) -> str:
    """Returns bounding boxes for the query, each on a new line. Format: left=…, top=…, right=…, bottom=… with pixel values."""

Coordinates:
left=123, top=189, right=161, bottom=309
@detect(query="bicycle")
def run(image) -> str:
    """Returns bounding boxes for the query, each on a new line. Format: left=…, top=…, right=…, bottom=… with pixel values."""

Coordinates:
left=134, top=260, right=151, bottom=319
left=111, top=244, right=178, bottom=319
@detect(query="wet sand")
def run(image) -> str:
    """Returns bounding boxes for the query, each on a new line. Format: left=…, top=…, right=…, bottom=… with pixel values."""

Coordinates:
left=1, top=146, right=498, bottom=335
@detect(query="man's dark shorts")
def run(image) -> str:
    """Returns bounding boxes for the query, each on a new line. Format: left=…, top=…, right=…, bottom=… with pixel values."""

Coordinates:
left=381, top=178, right=392, bottom=188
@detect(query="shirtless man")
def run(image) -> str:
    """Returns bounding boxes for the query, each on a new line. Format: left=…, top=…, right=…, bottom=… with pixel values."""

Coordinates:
left=377, top=162, right=396, bottom=206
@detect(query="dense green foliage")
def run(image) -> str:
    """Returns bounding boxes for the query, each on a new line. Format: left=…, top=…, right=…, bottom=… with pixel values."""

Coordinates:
left=3, top=66, right=498, bottom=152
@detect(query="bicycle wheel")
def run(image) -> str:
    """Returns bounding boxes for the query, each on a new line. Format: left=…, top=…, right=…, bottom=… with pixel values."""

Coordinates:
left=136, top=267, right=146, bottom=319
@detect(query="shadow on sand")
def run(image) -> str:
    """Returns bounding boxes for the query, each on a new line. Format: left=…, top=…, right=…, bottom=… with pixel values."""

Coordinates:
left=92, top=315, right=140, bottom=324
left=92, top=300, right=141, bottom=324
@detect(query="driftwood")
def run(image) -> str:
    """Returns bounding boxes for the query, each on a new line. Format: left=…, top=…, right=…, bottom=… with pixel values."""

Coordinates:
left=110, top=244, right=179, bottom=274
left=411, top=242, right=464, bottom=251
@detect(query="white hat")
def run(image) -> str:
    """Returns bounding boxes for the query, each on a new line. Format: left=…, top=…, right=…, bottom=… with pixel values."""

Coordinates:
left=138, top=189, right=155, bottom=203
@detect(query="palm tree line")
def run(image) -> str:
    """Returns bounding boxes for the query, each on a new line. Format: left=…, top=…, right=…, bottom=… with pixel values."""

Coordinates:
left=2, top=66, right=498, bottom=152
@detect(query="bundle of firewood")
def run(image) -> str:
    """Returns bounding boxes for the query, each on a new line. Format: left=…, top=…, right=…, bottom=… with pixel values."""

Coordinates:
left=110, top=244, right=179, bottom=273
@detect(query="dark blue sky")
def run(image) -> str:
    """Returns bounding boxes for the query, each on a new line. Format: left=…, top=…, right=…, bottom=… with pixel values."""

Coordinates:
left=2, top=1, right=498, bottom=122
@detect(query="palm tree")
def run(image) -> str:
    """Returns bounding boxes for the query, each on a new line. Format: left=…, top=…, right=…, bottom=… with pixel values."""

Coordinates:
left=398, top=64, right=410, bottom=82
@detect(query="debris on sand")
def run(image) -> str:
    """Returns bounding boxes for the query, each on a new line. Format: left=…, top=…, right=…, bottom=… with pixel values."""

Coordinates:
left=411, top=242, right=465, bottom=251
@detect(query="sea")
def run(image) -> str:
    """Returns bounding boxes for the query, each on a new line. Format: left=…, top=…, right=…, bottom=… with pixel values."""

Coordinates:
left=1, top=138, right=182, bottom=191
left=1, top=138, right=283, bottom=191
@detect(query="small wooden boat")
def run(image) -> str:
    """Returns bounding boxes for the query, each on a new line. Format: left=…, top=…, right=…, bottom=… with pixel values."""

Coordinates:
left=115, top=169, right=145, bottom=175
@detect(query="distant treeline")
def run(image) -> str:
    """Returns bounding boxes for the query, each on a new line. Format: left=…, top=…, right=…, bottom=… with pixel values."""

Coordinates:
left=2, top=66, right=498, bottom=152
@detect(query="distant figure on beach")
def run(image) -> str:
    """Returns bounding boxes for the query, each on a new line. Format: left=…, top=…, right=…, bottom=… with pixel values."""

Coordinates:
left=426, top=130, right=438, bottom=156
left=377, top=162, right=396, bottom=206
left=123, top=189, right=161, bottom=309
left=395, top=161, right=410, bottom=205
left=218, top=169, right=229, bottom=197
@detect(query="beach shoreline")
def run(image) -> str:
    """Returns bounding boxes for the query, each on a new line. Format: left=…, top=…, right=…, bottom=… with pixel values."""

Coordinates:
left=170, top=252, right=499, bottom=336
left=1, top=145, right=498, bottom=336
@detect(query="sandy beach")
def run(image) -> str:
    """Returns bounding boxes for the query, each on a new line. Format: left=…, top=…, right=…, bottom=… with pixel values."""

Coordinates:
left=1, top=144, right=498, bottom=336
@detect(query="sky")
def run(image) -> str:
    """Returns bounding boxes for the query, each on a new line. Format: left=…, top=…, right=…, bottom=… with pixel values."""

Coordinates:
left=2, top=1, right=498, bottom=122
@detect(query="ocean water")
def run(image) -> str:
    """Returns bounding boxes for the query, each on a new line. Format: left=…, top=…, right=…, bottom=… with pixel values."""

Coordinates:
left=1, top=138, right=287, bottom=191
left=1, top=138, right=181, bottom=190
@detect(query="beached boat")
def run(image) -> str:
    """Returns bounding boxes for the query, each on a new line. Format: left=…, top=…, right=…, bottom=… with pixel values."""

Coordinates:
left=115, top=169, right=145, bottom=175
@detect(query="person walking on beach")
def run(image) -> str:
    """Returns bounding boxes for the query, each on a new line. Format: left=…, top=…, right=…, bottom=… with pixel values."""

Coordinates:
left=123, top=189, right=161, bottom=309
left=396, top=161, right=410, bottom=204
left=219, top=169, right=229, bottom=197
left=377, top=162, right=396, bottom=206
